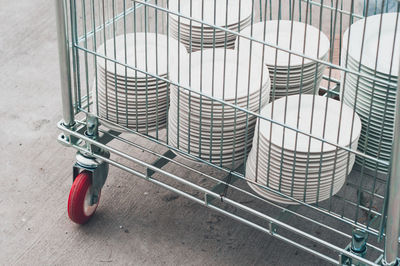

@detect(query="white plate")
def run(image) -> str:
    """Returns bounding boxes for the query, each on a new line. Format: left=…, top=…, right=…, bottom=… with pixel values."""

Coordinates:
left=344, top=54, right=398, bottom=81
left=168, top=0, right=253, bottom=27
left=253, top=136, right=358, bottom=165
left=97, top=84, right=168, bottom=99
left=246, top=171, right=345, bottom=204
left=237, top=20, right=330, bottom=67
left=170, top=48, right=271, bottom=101
left=169, top=18, right=251, bottom=37
left=248, top=139, right=356, bottom=170
left=99, top=118, right=166, bottom=133
left=170, top=33, right=237, bottom=48
left=169, top=92, right=269, bottom=118
left=344, top=71, right=397, bottom=96
left=169, top=14, right=251, bottom=32
left=98, top=73, right=169, bottom=87
left=98, top=66, right=169, bottom=82
left=170, top=82, right=270, bottom=105
left=248, top=168, right=349, bottom=195
left=96, top=99, right=168, bottom=113
left=170, top=32, right=237, bottom=44
left=168, top=114, right=256, bottom=137
left=248, top=151, right=355, bottom=180
left=168, top=101, right=259, bottom=127
left=258, top=95, right=362, bottom=153
left=97, top=32, right=187, bottom=77
left=97, top=91, right=168, bottom=105
left=246, top=158, right=348, bottom=192
left=343, top=12, right=400, bottom=76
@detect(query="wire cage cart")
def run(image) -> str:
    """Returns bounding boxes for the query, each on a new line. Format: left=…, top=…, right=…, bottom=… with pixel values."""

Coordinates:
left=55, top=0, right=400, bottom=264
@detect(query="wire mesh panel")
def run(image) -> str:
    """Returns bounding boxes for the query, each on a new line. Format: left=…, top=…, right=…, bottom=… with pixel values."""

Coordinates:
left=60, top=0, right=400, bottom=264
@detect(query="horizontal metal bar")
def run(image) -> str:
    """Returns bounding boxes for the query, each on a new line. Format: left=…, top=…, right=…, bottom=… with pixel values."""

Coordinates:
left=74, top=114, right=388, bottom=241
left=146, top=150, right=176, bottom=178
left=64, top=118, right=387, bottom=252
left=93, top=123, right=383, bottom=251
left=75, top=138, right=340, bottom=264
left=206, top=204, right=338, bottom=265
left=59, top=122, right=381, bottom=265
left=76, top=2, right=145, bottom=44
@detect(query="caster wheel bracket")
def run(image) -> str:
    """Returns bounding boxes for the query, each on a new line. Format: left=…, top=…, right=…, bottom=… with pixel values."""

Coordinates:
left=73, top=149, right=110, bottom=205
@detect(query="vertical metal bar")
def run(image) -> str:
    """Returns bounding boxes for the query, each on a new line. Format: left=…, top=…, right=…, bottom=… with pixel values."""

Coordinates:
left=384, top=55, right=400, bottom=266
left=55, top=0, right=74, bottom=127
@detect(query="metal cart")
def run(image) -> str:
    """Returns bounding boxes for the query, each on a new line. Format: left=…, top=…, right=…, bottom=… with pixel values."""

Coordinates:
left=55, top=0, right=400, bottom=264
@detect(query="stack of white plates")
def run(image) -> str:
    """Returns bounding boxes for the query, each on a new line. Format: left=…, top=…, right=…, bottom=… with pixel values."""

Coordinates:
left=93, top=32, right=187, bottom=132
left=169, top=0, right=252, bottom=52
left=168, top=48, right=271, bottom=168
left=237, top=20, right=330, bottom=98
left=341, top=13, right=399, bottom=173
left=246, top=95, right=362, bottom=204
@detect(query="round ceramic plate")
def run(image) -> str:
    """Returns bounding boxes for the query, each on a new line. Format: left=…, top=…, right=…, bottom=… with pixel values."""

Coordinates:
left=98, top=66, right=169, bottom=82
left=253, top=136, right=358, bottom=166
left=343, top=54, right=398, bottom=81
left=249, top=153, right=355, bottom=181
left=170, top=33, right=237, bottom=48
left=97, top=82, right=168, bottom=96
left=97, top=92, right=168, bottom=108
left=169, top=14, right=251, bottom=32
left=98, top=73, right=169, bottom=88
left=255, top=124, right=360, bottom=156
left=342, top=49, right=398, bottom=79
left=247, top=141, right=356, bottom=172
left=168, top=114, right=256, bottom=138
left=169, top=28, right=239, bottom=41
left=344, top=72, right=397, bottom=97
left=258, top=95, right=362, bottom=153
left=248, top=169, right=348, bottom=195
left=97, top=90, right=168, bottom=105
left=246, top=155, right=348, bottom=191
left=169, top=100, right=258, bottom=127
left=97, top=83, right=168, bottom=97
left=97, top=32, right=188, bottom=77
left=343, top=12, right=399, bottom=76
left=99, top=118, right=166, bottom=133
left=237, top=20, right=330, bottom=67
left=169, top=19, right=251, bottom=38
left=246, top=171, right=344, bottom=204
left=168, top=0, right=253, bottom=27
left=96, top=98, right=168, bottom=114
left=170, top=48, right=271, bottom=101
left=169, top=93, right=269, bottom=119
left=169, top=82, right=270, bottom=106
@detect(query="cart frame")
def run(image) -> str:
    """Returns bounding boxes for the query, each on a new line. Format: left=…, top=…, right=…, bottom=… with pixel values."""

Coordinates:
left=55, top=0, right=400, bottom=264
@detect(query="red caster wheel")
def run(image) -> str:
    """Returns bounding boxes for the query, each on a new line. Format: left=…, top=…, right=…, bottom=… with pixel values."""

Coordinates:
left=68, top=171, right=101, bottom=224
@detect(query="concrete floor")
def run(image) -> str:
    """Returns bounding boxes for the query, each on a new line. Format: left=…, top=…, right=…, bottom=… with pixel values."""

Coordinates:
left=0, top=1, right=357, bottom=265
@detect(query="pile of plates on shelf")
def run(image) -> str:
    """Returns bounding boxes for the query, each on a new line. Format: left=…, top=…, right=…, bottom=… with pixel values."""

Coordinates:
left=237, top=20, right=330, bottom=99
left=93, top=32, right=187, bottom=133
left=168, top=48, right=271, bottom=168
left=246, top=95, right=362, bottom=204
left=169, top=0, right=252, bottom=52
left=341, top=13, right=399, bottom=174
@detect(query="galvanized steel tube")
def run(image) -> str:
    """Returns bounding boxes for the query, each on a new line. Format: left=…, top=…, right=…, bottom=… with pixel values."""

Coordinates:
left=384, top=45, right=400, bottom=265
left=55, top=0, right=74, bottom=126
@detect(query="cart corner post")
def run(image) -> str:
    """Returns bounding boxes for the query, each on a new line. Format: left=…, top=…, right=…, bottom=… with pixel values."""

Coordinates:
left=55, top=0, right=74, bottom=127
left=383, top=49, right=400, bottom=265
